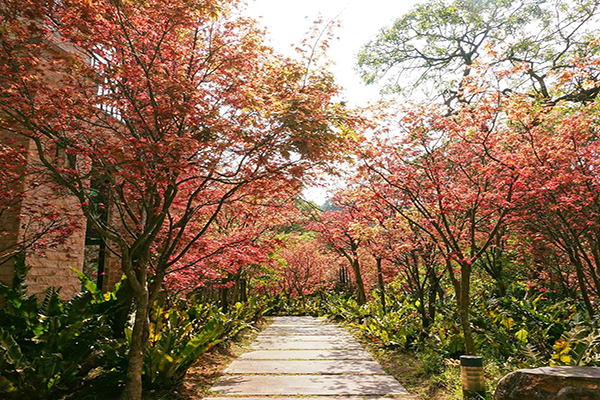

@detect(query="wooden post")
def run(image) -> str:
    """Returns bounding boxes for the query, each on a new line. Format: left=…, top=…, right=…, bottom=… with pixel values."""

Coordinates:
left=460, top=355, right=485, bottom=399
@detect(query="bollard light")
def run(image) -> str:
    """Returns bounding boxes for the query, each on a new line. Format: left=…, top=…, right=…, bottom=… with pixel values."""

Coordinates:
left=460, top=355, right=485, bottom=399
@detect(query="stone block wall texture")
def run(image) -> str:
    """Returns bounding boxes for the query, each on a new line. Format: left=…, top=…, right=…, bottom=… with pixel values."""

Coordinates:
left=0, top=197, right=22, bottom=285
left=0, top=135, right=87, bottom=299
left=0, top=35, right=122, bottom=299
left=0, top=132, right=28, bottom=284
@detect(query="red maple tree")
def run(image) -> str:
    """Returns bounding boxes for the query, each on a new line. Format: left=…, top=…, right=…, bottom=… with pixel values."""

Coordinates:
left=0, top=1, right=361, bottom=398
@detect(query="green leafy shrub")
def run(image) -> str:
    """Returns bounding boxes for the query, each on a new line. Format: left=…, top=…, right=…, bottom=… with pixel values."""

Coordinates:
left=550, top=317, right=600, bottom=366
left=135, top=293, right=268, bottom=390
left=222, top=297, right=268, bottom=339
left=352, top=296, right=421, bottom=349
left=320, top=292, right=369, bottom=321
left=0, top=255, right=118, bottom=399
left=264, top=293, right=322, bottom=316
left=141, top=295, right=225, bottom=389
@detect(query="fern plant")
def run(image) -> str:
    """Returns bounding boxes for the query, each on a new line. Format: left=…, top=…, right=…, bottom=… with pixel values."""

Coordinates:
left=0, top=255, right=116, bottom=399
left=137, top=293, right=267, bottom=390
left=551, top=319, right=600, bottom=366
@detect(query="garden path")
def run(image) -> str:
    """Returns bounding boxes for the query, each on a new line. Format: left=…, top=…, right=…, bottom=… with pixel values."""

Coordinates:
left=205, top=316, right=409, bottom=399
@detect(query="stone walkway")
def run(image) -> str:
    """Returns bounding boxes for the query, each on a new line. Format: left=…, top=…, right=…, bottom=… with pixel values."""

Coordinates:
left=206, top=316, right=409, bottom=399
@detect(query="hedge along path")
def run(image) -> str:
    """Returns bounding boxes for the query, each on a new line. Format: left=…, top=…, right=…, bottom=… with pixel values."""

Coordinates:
left=205, top=316, right=409, bottom=399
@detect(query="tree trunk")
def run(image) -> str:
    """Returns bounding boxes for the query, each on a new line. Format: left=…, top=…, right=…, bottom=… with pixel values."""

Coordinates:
left=113, top=279, right=134, bottom=338
left=351, top=258, right=367, bottom=305
left=458, top=263, right=476, bottom=355
left=418, top=290, right=430, bottom=340
left=120, top=287, right=149, bottom=400
left=497, top=278, right=507, bottom=297
left=240, top=278, right=247, bottom=302
left=568, top=250, right=595, bottom=317
left=376, top=257, right=386, bottom=313
left=426, top=276, right=440, bottom=331
left=448, top=260, right=476, bottom=355
left=458, top=299, right=476, bottom=355
left=232, top=273, right=240, bottom=304
left=220, top=286, right=229, bottom=313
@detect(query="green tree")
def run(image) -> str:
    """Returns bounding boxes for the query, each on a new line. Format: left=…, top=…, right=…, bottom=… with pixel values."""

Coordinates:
left=358, top=0, right=600, bottom=105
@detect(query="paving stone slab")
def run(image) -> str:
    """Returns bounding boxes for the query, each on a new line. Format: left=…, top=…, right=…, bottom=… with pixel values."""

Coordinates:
left=210, top=375, right=408, bottom=396
left=270, top=318, right=329, bottom=322
left=250, top=341, right=364, bottom=350
left=268, top=319, right=330, bottom=326
left=205, top=316, right=409, bottom=399
left=267, top=324, right=334, bottom=329
left=206, top=397, right=407, bottom=400
left=269, top=321, right=335, bottom=328
left=224, top=359, right=385, bottom=374
left=259, top=328, right=352, bottom=336
left=257, top=333, right=353, bottom=339
left=253, top=335, right=356, bottom=343
left=238, top=349, right=373, bottom=360
left=262, top=326, right=346, bottom=331
left=269, top=318, right=328, bottom=323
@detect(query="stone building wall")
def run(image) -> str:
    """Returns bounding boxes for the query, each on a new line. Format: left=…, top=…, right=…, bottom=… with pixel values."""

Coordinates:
left=0, top=135, right=88, bottom=299
left=0, top=179, right=23, bottom=286
left=0, top=22, right=122, bottom=299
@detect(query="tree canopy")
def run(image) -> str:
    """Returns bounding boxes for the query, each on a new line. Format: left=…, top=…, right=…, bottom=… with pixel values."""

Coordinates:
left=0, top=1, right=362, bottom=399
left=358, top=0, right=600, bottom=105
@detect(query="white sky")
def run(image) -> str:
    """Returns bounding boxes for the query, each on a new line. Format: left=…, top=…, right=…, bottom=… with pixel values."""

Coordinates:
left=242, top=0, right=423, bottom=205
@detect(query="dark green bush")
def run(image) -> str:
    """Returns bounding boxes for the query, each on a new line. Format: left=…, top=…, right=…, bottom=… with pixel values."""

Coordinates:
left=134, top=294, right=269, bottom=390
left=0, top=254, right=118, bottom=399
left=0, top=255, right=270, bottom=397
